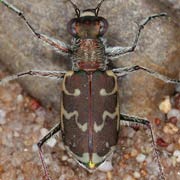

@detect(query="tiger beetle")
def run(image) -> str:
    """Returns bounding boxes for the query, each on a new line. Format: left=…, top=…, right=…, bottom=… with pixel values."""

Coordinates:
left=0, top=0, right=180, bottom=179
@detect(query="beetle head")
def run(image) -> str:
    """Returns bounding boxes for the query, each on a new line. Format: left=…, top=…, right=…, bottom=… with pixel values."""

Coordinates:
left=67, top=0, right=108, bottom=38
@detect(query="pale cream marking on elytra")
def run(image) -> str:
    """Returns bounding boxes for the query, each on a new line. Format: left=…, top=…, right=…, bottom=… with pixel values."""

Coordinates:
left=67, top=151, right=103, bottom=164
left=65, top=146, right=116, bottom=170
left=105, top=142, right=109, bottom=148
left=63, top=71, right=81, bottom=96
left=100, top=70, right=117, bottom=96
left=65, top=148, right=90, bottom=163
left=61, top=103, right=88, bottom=132
left=94, top=105, right=119, bottom=133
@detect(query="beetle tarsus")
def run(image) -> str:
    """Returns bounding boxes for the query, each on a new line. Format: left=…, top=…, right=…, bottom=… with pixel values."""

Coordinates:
left=37, top=123, right=61, bottom=179
left=120, top=113, right=165, bottom=179
left=38, top=147, right=53, bottom=180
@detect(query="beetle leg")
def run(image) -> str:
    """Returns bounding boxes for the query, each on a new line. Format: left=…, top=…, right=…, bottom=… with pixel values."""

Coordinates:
left=120, top=113, right=165, bottom=180
left=113, top=65, right=180, bottom=84
left=37, top=123, right=61, bottom=150
left=37, top=123, right=61, bottom=180
left=0, top=70, right=66, bottom=85
left=105, top=13, right=167, bottom=59
left=0, top=0, right=72, bottom=55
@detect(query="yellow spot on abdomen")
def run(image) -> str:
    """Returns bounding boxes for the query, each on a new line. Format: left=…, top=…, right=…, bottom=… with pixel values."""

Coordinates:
left=89, top=161, right=95, bottom=169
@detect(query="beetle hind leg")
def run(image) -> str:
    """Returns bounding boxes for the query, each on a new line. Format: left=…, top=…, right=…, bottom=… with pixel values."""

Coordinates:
left=120, top=113, right=165, bottom=180
left=37, top=123, right=61, bottom=180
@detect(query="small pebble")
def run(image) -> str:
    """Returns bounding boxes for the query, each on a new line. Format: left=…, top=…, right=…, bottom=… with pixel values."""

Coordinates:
left=61, top=155, right=68, bottom=161
left=107, top=171, right=113, bottom=180
left=131, top=148, right=138, bottom=157
left=140, top=169, right=147, bottom=177
left=40, top=128, right=49, bottom=137
left=10, top=121, right=23, bottom=131
left=168, top=116, right=178, bottom=125
left=173, top=150, right=180, bottom=163
left=163, top=123, right=178, bottom=135
left=30, top=99, right=41, bottom=111
left=123, top=174, right=135, bottom=180
left=98, top=160, right=113, bottom=172
left=136, top=153, right=146, bottom=163
left=154, top=118, right=161, bottom=126
left=44, top=156, right=51, bottom=165
left=0, top=109, right=6, bottom=125
left=14, top=131, right=20, bottom=137
left=35, top=107, right=46, bottom=118
left=16, top=94, right=24, bottom=103
left=167, top=109, right=180, bottom=121
left=127, top=127, right=135, bottom=138
left=124, top=153, right=130, bottom=160
left=133, top=171, right=141, bottom=178
left=46, top=137, right=57, bottom=148
left=40, top=128, right=57, bottom=147
left=159, top=96, right=171, bottom=113
left=32, top=144, right=38, bottom=152
left=67, top=158, right=77, bottom=167
left=17, top=174, right=24, bottom=180
left=59, top=174, right=66, bottom=180
left=156, top=137, right=168, bottom=147
left=58, top=141, right=66, bottom=151
left=166, top=143, right=174, bottom=152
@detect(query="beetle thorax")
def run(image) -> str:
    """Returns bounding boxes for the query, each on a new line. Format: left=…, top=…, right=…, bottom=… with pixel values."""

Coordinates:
left=72, top=38, right=107, bottom=71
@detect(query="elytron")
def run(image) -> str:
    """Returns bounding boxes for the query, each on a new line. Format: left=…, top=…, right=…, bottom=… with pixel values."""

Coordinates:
left=0, top=0, right=179, bottom=180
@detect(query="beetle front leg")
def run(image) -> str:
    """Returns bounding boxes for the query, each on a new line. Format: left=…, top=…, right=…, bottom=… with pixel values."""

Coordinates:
left=120, top=113, right=165, bottom=180
left=37, top=123, right=61, bottom=180
left=0, top=70, right=66, bottom=85
left=0, top=0, right=72, bottom=55
left=105, top=13, right=167, bottom=59
left=113, top=65, right=180, bottom=84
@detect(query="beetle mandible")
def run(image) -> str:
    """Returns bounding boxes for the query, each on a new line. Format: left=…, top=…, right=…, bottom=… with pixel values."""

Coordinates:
left=0, top=0, right=180, bottom=180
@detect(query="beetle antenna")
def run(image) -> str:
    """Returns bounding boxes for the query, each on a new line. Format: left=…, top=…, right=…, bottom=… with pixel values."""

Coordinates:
left=68, top=0, right=80, bottom=17
left=95, top=0, right=105, bottom=16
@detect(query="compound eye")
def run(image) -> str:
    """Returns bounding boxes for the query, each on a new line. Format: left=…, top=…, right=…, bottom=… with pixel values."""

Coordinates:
left=67, top=18, right=78, bottom=37
left=99, top=18, right=108, bottom=36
